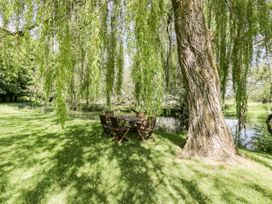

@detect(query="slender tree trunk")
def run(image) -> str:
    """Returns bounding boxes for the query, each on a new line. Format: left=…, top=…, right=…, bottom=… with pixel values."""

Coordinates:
left=171, top=0, right=237, bottom=159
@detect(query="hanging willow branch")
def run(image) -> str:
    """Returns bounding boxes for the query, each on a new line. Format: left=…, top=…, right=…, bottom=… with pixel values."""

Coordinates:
left=206, top=0, right=272, bottom=130
left=0, top=0, right=271, bottom=125
left=129, top=0, right=167, bottom=116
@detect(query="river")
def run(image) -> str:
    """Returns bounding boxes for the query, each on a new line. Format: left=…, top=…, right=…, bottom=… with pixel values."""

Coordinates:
left=156, top=117, right=267, bottom=150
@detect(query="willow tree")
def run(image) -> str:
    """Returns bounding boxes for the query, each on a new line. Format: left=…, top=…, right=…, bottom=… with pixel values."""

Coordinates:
left=170, top=0, right=236, bottom=158
left=207, top=0, right=272, bottom=132
left=128, top=0, right=165, bottom=116
left=170, top=0, right=271, bottom=158
left=0, top=0, right=271, bottom=158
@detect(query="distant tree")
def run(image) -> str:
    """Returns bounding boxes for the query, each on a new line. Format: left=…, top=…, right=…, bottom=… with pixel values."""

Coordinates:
left=0, top=0, right=271, bottom=159
left=248, top=64, right=272, bottom=103
left=0, top=62, right=34, bottom=102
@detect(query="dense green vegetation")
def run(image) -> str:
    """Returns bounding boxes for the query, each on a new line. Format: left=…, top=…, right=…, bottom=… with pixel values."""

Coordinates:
left=0, top=1, right=271, bottom=202
left=224, top=101, right=270, bottom=121
left=248, top=64, right=272, bottom=103
left=223, top=101, right=272, bottom=154
left=1, top=105, right=272, bottom=203
left=0, top=0, right=271, bottom=124
left=0, top=63, right=35, bottom=102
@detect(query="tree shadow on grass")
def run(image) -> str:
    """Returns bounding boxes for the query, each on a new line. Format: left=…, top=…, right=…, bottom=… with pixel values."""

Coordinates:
left=155, top=131, right=186, bottom=148
left=176, top=178, right=210, bottom=203
left=0, top=110, right=218, bottom=204
left=188, top=163, right=272, bottom=203
left=108, top=140, right=164, bottom=203
left=261, top=154, right=272, bottom=160
left=213, top=177, right=249, bottom=204
left=2, top=110, right=271, bottom=203
left=4, top=122, right=206, bottom=204
left=0, top=162, right=11, bottom=203
left=214, top=174, right=272, bottom=202
left=0, top=108, right=208, bottom=203
left=19, top=124, right=169, bottom=203
left=19, top=123, right=108, bottom=203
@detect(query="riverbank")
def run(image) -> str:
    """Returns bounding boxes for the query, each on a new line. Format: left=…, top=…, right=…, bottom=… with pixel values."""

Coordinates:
left=0, top=104, right=272, bottom=203
left=223, top=101, right=270, bottom=121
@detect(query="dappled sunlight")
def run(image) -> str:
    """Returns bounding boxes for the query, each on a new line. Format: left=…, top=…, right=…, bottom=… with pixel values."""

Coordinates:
left=1, top=0, right=271, bottom=201
left=0, top=105, right=272, bottom=203
left=43, top=185, right=77, bottom=204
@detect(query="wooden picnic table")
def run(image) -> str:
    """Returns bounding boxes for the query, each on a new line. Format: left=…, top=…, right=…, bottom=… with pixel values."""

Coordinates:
left=116, top=115, right=145, bottom=123
left=103, top=114, right=156, bottom=142
left=106, top=115, right=145, bottom=141
left=116, top=115, right=153, bottom=141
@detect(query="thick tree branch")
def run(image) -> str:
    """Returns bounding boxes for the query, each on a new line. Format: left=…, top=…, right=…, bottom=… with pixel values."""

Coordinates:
left=0, top=24, right=37, bottom=37
left=254, top=37, right=267, bottom=45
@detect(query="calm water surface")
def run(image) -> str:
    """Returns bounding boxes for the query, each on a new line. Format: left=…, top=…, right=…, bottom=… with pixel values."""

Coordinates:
left=156, top=117, right=266, bottom=150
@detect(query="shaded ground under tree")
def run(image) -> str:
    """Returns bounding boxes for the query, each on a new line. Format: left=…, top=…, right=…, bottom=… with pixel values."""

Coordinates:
left=0, top=105, right=272, bottom=203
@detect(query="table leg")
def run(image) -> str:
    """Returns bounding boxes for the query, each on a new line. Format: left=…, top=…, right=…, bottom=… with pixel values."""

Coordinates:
left=121, top=120, right=127, bottom=126
left=118, top=129, right=130, bottom=143
left=137, top=129, right=145, bottom=141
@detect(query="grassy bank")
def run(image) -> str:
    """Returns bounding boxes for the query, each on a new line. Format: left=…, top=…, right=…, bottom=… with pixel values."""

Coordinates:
left=0, top=105, right=272, bottom=203
left=224, top=101, right=271, bottom=121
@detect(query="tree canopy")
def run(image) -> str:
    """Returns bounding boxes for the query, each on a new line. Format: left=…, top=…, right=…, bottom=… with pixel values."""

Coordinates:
left=0, top=0, right=271, bottom=126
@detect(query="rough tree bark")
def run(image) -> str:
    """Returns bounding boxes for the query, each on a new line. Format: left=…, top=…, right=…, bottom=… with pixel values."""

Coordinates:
left=171, top=0, right=237, bottom=159
left=267, top=114, right=272, bottom=134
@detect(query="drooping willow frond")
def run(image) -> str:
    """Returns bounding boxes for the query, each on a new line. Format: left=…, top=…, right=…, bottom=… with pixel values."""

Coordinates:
left=0, top=0, right=271, bottom=125
left=206, top=0, right=272, bottom=128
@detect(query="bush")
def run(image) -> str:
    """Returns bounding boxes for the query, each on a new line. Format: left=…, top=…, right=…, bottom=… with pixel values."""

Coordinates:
left=252, top=133, right=272, bottom=154
left=81, top=103, right=104, bottom=112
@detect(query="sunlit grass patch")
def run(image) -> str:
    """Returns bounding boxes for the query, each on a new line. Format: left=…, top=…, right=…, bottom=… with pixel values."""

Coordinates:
left=0, top=105, right=272, bottom=203
left=224, top=101, right=269, bottom=121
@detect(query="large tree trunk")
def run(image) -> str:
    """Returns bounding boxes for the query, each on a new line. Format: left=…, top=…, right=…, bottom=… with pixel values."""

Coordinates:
left=171, top=0, right=237, bottom=159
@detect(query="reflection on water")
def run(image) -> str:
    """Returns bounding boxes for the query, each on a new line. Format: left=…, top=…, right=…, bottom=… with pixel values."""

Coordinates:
left=156, top=117, right=266, bottom=150
left=156, top=117, right=182, bottom=133
left=225, top=118, right=258, bottom=149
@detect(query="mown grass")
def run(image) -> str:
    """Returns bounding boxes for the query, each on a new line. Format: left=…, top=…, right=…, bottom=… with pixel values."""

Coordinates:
left=224, top=100, right=270, bottom=121
left=0, top=104, right=272, bottom=204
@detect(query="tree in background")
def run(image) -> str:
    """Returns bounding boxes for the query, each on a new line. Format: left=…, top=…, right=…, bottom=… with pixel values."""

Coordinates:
left=0, top=0, right=271, bottom=159
left=248, top=64, right=272, bottom=103
left=0, top=61, right=34, bottom=102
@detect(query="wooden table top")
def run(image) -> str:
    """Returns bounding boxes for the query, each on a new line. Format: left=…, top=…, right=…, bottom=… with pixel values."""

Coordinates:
left=115, top=115, right=145, bottom=122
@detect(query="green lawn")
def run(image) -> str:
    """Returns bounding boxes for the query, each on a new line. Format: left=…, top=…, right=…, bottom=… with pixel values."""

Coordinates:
left=1, top=105, right=272, bottom=204
left=224, top=101, right=270, bottom=121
